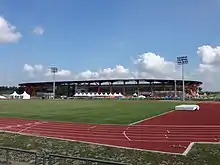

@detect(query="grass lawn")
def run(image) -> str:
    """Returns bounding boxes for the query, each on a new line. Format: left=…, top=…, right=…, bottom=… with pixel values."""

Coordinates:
left=0, top=132, right=219, bottom=165
left=0, top=100, right=183, bottom=124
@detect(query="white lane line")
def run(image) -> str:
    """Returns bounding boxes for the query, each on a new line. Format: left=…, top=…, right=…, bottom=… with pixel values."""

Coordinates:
left=123, top=127, right=131, bottom=141
left=129, top=110, right=175, bottom=126
left=130, top=124, right=220, bottom=128
left=123, top=131, right=131, bottom=141
left=18, top=122, right=47, bottom=133
left=88, top=125, right=96, bottom=131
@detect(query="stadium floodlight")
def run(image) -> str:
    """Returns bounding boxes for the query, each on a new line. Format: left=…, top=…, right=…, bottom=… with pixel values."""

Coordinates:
left=174, top=79, right=177, bottom=97
left=50, top=67, right=58, bottom=99
left=177, top=56, right=188, bottom=101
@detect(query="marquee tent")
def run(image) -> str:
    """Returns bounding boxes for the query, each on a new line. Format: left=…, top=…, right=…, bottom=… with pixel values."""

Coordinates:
left=118, top=93, right=123, bottom=97
left=0, top=95, right=6, bottom=99
left=21, top=91, right=31, bottom=100
left=9, top=91, right=20, bottom=99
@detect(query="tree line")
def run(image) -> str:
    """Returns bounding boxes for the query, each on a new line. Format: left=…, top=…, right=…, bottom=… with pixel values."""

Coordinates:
left=0, top=86, right=25, bottom=95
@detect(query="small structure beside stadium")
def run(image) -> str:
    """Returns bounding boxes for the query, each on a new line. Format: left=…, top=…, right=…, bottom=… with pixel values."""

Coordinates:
left=9, top=91, right=31, bottom=100
left=9, top=91, right=20, bottom=99
left=0, top=95, right=6, bottom=99
left=20, top=91, right=31, bottom=100
left=73, top=92, right=124, bottom=98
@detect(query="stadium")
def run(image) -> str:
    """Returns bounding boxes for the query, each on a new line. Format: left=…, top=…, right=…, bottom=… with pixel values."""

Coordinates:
left=18, top=78, right=202, bottom=98
left=1, top=79, right=220, bottom=165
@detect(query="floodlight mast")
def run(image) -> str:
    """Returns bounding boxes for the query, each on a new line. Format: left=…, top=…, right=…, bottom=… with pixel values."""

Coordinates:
left=174, top=80, right=177, bottom=97
left=50, top=67, right=58, bottom=99
left=177, top=56, right=188, bottom=101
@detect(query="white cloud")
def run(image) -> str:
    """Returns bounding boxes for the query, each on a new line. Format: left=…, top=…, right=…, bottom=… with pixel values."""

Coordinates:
left=197, top=64, right=216, bottom=73
left=23, top=64, right=72, bottom=78
left=195, top=45, right=220, bottom=91
left=45, top=69, right=71, bottom=77
left=20, top=45, right=220, bottom=91
left=0, top=16, right=22, bottom=43
left=23, top=64, right=34, bottom=73
left=77, top=70, right=99, bottom=79
left=33, top=26, right=44, bottom=35
left=134, top=52, right=178, bottom=79
left=23, top=64, right=72, bottom=82
left=34, top=64, right=44, bottom=72
left=23, top=64, right=44, bottom=77
left=77, top=65, right=132, bottom=80
left=197, top=45, right=220, bottom=65
left=76, top=53, right=179, bottom=81
left=23, top=64, right=43, bottom=73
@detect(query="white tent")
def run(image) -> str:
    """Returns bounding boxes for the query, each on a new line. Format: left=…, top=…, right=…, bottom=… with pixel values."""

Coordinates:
left=87, top=93, right=91, bottom=97
left=0, top=95, right=6, bottom=99
left=100, top=93, right=104, bottom=96
left=109, top=93, right=113, bottom=96
left=21, top=91, right=31, bottom=100
left=138, top=95, right=146, bottom=99
left=82, top=93, right=87, bottom=97
left=78, top=93, right=83, bottom=96
left=9, top=91, right=20, bottom=99
left=113, top=93, right=118, bottom=96
left=104, top=93, right=109, bottom=96
left=74, top=93, right=79, bottom=97
left=95, top=93, right=99, bottom=96
left=118, top=93, right=123, bottom=97
left=91, top=93, right=95, bottom=96
left=133, top=93, right=138, bottom=97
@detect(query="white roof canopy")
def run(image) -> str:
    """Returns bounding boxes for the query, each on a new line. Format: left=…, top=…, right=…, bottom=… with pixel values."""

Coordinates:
left=10, top=91, right=20, bottom=97
left=21, top=91, right=31, bottom=99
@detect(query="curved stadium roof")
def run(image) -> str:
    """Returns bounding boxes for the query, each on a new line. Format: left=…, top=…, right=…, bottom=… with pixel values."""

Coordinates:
left=19, top=78, right=202, bottom=86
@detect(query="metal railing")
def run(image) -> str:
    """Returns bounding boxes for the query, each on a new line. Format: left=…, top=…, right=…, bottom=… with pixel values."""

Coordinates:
left=0, top=147, right=130, bottom=165
left=48, top=154, right=129, bottom=165
left=0, top=146, right=38, bottom=165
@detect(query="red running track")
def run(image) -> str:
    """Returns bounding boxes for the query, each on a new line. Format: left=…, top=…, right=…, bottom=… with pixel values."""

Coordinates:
left=0, top=102, right=220, bottom=155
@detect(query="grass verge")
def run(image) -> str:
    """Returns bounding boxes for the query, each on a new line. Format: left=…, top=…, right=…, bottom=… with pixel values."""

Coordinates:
left=0, top=132, right=219, bottom=165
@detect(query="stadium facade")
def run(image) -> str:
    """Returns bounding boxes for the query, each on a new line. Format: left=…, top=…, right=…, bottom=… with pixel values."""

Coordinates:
left=19, top=79, right=202, bottom=97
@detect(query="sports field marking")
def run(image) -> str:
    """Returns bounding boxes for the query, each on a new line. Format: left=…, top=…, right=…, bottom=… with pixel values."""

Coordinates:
left=4, top=128, right=220, bottom=156
left=18, top=121, right=47, bottom=133
left=129, top=110, right=175, bottom=125
left=0, top=123, right=35, bottom=130
left=0, top=130, right=183, bottom=156
left=122, top=131, right=131, bottom=141
left=1, top=120, right=220, bottom=155
left=182, top=142, right=220, bottom=156
left=130, top=124, right=220, bottom=128
left=88, top=126, right=96, bottom=131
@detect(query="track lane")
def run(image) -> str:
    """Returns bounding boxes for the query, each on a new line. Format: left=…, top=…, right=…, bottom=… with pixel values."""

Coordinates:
left=0, top=102, right=220, bottom=154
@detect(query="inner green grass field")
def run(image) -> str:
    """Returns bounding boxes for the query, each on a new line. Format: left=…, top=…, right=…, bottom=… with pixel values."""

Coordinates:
left=0, top=100, right=185, bottom=124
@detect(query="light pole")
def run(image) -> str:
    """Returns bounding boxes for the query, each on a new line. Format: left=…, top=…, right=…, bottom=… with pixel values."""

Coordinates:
left=50, top=67, right=58, bottom=99
left=174, top=79, right=177, bottom=97
left=177, top=56, right=188, bottom=101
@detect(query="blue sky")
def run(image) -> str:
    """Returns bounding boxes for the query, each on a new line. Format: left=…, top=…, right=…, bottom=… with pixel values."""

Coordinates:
left=0, top=0, right=220, bottom=90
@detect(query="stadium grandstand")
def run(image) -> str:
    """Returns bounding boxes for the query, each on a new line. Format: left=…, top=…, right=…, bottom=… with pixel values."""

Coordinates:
left=19, top=78, right=202, bottom=98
